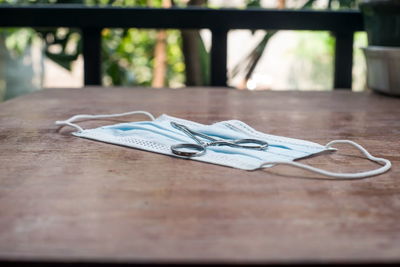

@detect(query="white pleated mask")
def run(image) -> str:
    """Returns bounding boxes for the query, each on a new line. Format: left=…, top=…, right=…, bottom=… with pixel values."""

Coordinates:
left=55, top=110, right=391, bottom=179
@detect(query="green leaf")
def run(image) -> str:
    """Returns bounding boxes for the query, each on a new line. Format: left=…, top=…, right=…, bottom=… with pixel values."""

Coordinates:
left=44, top=51, right=78, bottom=70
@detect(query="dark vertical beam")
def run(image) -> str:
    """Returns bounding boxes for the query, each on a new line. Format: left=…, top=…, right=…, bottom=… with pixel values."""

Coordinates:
left=333, top=31, right=354, bottom=90
left=211, top=29, right=228, bottom=87
left=82, top=27, right=102, bottom=86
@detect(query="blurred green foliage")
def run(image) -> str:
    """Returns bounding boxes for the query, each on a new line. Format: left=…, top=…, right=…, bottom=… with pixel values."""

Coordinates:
left=102, top=28, right=185, bottom=86
left=0, top=0, right=360, bottom=93
left=0, top=0, right=186, bottom=87
left=290, top=31, right=335, bottom=89
left=233, top=0, right=359, bottom=88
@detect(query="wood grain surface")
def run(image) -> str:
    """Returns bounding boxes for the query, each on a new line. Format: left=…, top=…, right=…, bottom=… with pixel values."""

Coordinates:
left=0, top=87, right=399, bottom=265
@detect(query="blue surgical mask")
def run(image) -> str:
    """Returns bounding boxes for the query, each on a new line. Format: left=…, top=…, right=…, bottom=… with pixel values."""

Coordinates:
left=56, top=110, right=391, bottom=179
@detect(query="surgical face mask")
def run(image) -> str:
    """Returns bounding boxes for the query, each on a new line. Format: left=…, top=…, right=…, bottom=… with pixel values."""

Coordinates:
left=55, top=110, right=391, bottom=179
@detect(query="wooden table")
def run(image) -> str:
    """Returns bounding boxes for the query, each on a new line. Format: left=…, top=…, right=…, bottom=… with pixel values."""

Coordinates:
left=0, top=87, right=399, bottom=265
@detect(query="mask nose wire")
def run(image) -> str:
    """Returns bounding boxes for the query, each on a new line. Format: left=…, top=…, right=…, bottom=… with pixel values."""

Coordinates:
left=55, top=110, right=156, bottom=132
left=259, top=140, right=391, bottom=179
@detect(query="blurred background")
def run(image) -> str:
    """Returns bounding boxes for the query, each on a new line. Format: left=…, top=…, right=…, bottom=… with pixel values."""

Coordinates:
left=0, top=0, right=366, bottom=101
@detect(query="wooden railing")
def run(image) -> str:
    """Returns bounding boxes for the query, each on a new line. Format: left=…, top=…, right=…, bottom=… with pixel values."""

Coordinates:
left=0, top=5, right=364, bottom=89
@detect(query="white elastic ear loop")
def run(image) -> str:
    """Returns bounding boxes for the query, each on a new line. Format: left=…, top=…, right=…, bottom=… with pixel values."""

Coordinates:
left=260, top=140, right=391, bottom=179
left=55, top=110, right=156, bottom=132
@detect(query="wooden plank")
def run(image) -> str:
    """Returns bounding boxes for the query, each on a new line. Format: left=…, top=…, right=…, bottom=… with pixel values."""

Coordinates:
left=0, top=7, right=364, bottom=32
left=211, top=29, right=228, bottom=87
left=334, top=31, right=354, bottom=90
left=82, top=28, right=102, bottom=86
left=0, top=88, right=399, bottom=264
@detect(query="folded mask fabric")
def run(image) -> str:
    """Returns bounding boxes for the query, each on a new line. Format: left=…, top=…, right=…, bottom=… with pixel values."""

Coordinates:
left=55, top=110, right=391, bottom=179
